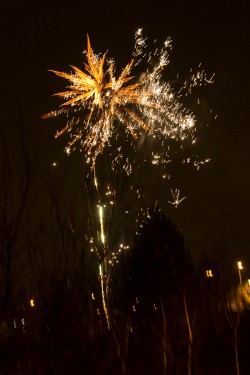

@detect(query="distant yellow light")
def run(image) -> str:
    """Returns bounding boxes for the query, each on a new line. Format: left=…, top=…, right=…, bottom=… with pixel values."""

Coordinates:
left=248, top=279, right=250, bottom=286
left=91, top=293, right=95, bottom=300
left=30, top=299, right=35, bottom=307
left=206, top=270, right=213, bottom=277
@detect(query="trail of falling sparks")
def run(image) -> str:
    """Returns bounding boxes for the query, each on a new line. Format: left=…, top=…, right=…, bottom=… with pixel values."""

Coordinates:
left=42, top=29, right=213, bottom=168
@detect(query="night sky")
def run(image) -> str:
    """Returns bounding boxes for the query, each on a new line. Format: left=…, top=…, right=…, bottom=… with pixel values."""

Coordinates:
left=1, top=0, right=250, bottom=267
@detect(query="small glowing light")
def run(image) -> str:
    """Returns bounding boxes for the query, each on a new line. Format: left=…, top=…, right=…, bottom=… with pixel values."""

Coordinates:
left=248, top=279, right=250, bottom=286
left=238, top=261, right=243, bottom=270
left=91, top=293, right=95, bottom=300
left=52, top=162, right=57, bottom=167
left=153, top=303, right=158, bottom=310
left=206, top=270, right=213, bottom=277
left=132, top=305, right=136, bottom=312
left=22, top=318, right=26, bottom=332
left=30, top=299, right=35, bottom=307
left=97, top=309, right=100, bottom=315
left=136, top=297, right=139, bottom=304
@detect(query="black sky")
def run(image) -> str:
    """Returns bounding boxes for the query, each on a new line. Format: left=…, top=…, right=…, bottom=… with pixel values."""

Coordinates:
left=1, top=0, right=250, bottom=267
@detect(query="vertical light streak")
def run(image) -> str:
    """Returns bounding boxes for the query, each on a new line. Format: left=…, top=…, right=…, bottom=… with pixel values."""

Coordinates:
left=237, top=261, right=243, bottom=287
left=99, top=263, right=110, bottom=330
left=99, top=205, right=105, bottom=244
left=94, top=170, right=98, bottom=188
left=98, top=204, right=111, bottom=329
left=94, top=176, right=98, bottom=188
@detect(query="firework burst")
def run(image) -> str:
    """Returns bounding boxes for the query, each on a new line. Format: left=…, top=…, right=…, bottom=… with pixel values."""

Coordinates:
left=42, top=29, right=212, bottom=167
left=43, top=29, right=214, bottom=342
